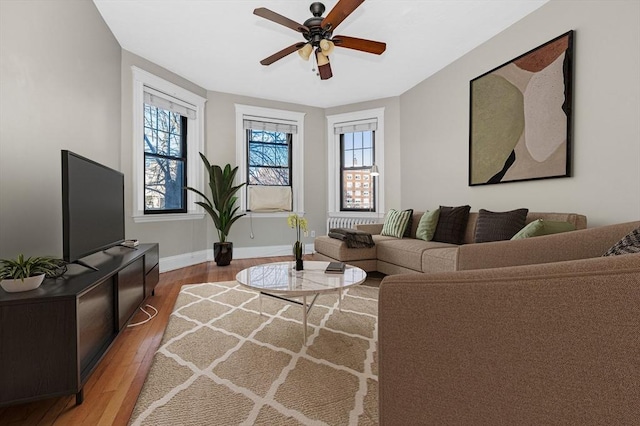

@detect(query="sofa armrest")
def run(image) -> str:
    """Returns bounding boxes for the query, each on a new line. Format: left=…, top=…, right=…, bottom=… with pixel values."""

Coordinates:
left=378, top=254, right=640, bottom=425
left=456, top=220, right=640, bottom=270
left=356, top=223, right=383, bottom=235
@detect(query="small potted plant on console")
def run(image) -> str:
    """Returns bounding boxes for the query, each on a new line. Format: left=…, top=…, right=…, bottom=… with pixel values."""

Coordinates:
left=0, top=254, right=66, bottom=293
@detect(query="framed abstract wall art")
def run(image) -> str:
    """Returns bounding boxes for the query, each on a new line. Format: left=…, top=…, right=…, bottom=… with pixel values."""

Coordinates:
left=469, top=30, right=574, bottom=186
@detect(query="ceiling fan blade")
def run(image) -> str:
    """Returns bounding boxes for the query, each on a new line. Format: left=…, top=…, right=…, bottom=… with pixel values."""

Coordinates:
left=316, top=51, right=333, bottom=80
left=333, top=35, right=386, bottom=55
left=260, top=43, right=306, bottom=66
left=321, top=0, right=364, bottom=31
left=253, top=7, right=309, bottom=33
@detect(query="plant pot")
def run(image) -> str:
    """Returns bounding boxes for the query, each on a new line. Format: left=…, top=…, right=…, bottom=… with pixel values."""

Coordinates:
left=214, top=242, right=233, bottom=266
left=0, top=274, right=45, bottom=293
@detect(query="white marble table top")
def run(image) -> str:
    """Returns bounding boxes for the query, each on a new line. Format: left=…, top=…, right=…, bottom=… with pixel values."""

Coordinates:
left=235, top=261, right=367, bottom=297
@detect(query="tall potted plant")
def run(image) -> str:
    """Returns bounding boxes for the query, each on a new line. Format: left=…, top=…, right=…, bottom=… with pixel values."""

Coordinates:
left=186, top=153, right=246, bottom=266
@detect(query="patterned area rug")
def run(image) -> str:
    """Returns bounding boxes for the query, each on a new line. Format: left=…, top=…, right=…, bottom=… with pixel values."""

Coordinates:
left=129, top=281, right=379, bottom=425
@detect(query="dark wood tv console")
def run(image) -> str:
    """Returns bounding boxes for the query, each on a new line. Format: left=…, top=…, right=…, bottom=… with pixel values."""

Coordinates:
left=0, top=243, right=159, bottom=406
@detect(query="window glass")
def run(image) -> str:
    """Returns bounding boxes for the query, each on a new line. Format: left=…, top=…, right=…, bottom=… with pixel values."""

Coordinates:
left=340, top=130, right=375, bottom=211
left=247, top=130, right=292, bottom=186
left=144, top=104, right=187, bottom=213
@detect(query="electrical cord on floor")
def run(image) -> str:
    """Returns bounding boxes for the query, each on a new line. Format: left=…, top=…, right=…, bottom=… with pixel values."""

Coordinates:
left=127, top=304, right=158, bottom=327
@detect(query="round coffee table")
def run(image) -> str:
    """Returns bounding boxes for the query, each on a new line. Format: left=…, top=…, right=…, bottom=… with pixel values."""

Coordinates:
left=235, top=261, right=367, bottom=344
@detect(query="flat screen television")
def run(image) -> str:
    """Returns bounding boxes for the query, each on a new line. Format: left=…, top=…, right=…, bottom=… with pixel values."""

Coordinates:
left=62, top=150, right=125, bottom=264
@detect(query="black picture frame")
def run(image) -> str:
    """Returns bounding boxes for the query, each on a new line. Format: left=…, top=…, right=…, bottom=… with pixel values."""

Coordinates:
left=469, top=30, right=574, bottom=186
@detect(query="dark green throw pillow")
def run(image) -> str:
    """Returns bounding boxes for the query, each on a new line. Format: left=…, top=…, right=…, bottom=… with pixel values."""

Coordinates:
left=403, top=209, right=414, bottom=238
left=474, top=208, right=528, bottom=243
left=432, top=205, right=471, bottom=244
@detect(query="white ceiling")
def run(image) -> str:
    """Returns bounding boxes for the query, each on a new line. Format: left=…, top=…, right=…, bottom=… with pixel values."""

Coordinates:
left=93, top=0, right=549, bottom=108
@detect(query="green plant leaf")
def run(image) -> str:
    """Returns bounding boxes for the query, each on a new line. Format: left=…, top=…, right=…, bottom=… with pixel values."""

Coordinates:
left=0, top=255, right=65, bottom=280
left=190, top=153, right=247, bottom=244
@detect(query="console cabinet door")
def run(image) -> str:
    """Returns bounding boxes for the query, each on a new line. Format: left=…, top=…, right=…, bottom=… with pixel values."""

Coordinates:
left=117, top=258, right=144, bottom=330
left=144, top=244, right=159, bottom=298
left=78, top=277, right=116, bottom=381
left=0, top=299, right=76, bottom=403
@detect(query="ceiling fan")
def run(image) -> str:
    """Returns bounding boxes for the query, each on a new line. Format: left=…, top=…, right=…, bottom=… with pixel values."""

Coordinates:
left=254, top=0, right=386, bottom=80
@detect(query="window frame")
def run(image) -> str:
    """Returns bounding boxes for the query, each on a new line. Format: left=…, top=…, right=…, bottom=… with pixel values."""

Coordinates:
left=235, top=104, right=305, bottom=217
left=143, top=109, right=188, bottom=214
left=327, top=108, right=385, bottom=219
left=339, top=130, right=376, bottom=212
left=132, top=66, right=206, bottom=223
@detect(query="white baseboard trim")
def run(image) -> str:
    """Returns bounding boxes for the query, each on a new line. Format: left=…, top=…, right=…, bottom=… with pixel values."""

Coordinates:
left=159, top=249, right=209, bottom=273
left=159, top=243, right=315, bottom=273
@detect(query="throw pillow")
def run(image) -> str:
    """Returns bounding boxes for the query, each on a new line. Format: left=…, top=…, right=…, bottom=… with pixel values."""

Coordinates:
left=511, top=219, right=576, bottom=240
left=474, top=208, right=529, bottom=243
left=416, top=209, right=440, bottom=241
left=603, top=228, right=640, bottom=256
left=403, top=209, right=414, bottom=238
left=432, top=205, right=471, bottom=244
left=381, top=209, right=412, bottom=239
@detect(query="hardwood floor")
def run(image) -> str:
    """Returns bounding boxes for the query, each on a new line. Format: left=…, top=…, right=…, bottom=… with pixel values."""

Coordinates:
left=0, top=256, right=292, bottom=426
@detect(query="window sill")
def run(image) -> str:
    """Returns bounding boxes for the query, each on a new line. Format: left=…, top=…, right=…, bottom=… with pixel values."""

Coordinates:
left=241, top=211, right=304, bottom=219
left=133, top=212, right=205, bottom=223
left=328, top=212, right=382, bottom=218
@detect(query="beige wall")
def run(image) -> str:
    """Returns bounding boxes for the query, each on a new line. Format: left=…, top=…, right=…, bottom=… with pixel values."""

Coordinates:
left=120, top=50, right=210, bottom=259
left=120, top=56, right=326, bottom=258
left=400, top=0, right=640, bottom=226
left=0, top=0, right=121, bottom=258
left=205, top=92, right=326, bottom=253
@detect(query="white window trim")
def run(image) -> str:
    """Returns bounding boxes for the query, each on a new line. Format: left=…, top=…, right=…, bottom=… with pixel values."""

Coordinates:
left=326, top=107, right=385, bottom=219
left=235, top=104, right=305, bottom=218
left=131, top=66, right=207, bottom=223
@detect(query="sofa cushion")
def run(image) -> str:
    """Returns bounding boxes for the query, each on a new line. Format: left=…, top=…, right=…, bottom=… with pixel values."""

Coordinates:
left=421, top=246, right=460, bottom=273
left=314, top=235, right=377, bottom=262
left=511, top=219, right=576, bottom=240
left=474, top=208, right=528, bottom=243
left=416, top=209, right=440, bottom=241
left=377, top=239, right=454, bottom=272
left=603, top=227, right=640, bottom=256
left=381, top=209, right=412, bottom=238
left=433, top=205, right=471, bottom=244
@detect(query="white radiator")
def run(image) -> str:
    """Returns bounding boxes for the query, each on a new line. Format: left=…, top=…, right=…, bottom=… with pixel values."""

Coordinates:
left=326, top=217, right=377, bottom=233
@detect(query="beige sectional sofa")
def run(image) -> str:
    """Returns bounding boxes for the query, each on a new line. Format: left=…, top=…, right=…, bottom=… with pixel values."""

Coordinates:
left=378, top=220, right=640, bottom=424
left=314, top=211, right=587, bottom=275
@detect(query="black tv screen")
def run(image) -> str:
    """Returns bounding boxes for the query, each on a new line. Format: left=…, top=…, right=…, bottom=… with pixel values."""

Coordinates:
left=62, top=150, right=125, bottom=262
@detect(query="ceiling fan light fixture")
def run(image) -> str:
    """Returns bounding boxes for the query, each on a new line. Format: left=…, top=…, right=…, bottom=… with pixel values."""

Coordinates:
left=316, top=49, right=329, bottom=66
left=319, top=39, right=335, bottom=55
left=298, top=43, right=313, bottom=60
